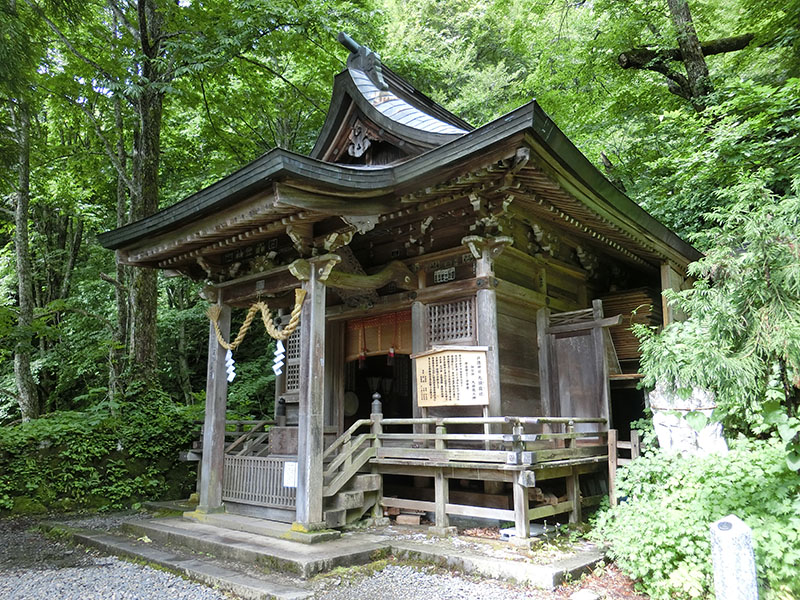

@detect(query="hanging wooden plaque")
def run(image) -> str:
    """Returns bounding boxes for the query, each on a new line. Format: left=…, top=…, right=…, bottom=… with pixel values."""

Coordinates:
left=413, top=346, right=489, bottom=407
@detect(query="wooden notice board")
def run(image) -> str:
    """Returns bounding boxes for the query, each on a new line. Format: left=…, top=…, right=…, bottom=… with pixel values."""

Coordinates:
left=413, top=346, right=489, bottom=407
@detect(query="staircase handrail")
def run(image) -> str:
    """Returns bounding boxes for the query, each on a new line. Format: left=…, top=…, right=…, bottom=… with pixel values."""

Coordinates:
left=322, top=418, right=373, bottom=461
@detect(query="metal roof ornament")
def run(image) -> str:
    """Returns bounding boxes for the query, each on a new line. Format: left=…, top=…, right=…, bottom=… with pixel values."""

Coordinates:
left=338, top=32, right=389, bottom=91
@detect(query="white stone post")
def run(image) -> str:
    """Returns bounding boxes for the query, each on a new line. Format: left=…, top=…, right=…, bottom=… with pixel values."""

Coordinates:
left=710, top=514, right=758, bottom=600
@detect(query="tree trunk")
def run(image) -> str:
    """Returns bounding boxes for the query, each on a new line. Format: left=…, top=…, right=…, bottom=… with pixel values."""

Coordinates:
left=177, top=316, right=193, bottom=403
left=666, top=0, right=712, bottom=107
left=110, top=94, right=129, bottom=400
left=128, top=0, right=165, bottom=381
left=11, top=101, right=39, bottom=421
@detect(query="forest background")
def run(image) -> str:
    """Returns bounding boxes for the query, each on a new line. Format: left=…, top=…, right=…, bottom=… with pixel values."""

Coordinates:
left=1, top=1, right=799, bottom=598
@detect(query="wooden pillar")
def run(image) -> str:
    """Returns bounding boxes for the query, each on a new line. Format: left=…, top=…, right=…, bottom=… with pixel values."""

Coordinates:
left=464, top=235, right=511, bottom=495
left=197, top=300, right=230, bottom=513
left=660, top=261, right=686, bottom=326
left=536, top=307, right=552, bottom=417
left=592, top=299, right=612, bottom=430
left=431, top=424, right=453, bottom=535
left=567, top=467, right=582, bottom=523
left=608, top=428, right=618, bottom=507
left=410, top=300, right=426, bottom=425
left=513, top=477, right=530, bottom=538
left=294, top=255, right=339, bottom=530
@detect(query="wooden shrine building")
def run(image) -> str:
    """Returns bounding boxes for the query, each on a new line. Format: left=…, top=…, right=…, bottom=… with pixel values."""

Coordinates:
left=99, top=34, right=700, bottom=537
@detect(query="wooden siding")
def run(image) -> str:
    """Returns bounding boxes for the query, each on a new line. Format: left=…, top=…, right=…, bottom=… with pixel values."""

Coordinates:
left=497, top=297, right=542, bottom=419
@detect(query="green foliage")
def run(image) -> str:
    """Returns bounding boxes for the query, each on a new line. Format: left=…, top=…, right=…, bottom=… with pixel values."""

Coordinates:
left=593, top=438, right=800, bottom=599
left=625, top=79, right=800, bottom=237
left=635, top=181, right=800, bottom=465
left=0, top=398, right=199, bottom=512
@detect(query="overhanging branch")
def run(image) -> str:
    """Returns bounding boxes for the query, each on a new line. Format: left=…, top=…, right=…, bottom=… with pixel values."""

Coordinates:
left=618, top=34, right=756, bottom=69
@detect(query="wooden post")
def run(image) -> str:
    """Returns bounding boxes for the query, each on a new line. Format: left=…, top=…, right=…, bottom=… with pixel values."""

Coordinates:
left=536, top=307, right=552, bottom=417
left=512, top=423, right=530, bottom=538
left=294, top=255, right=339, bottom=530
left=410, top=300, right=427, bottom=439
left=371, top=397, right=384, bottom=520
left=567, top=468, right=581, bottom=523
left=465, top=235, right=511, bottom=495
left=197, top=300, right=230, bottom=513
left=660, top=261, right=686, bottom=326
left=592, top=299, right=612, bottom=431
left=432, top=424, right=450, bottom=532
left=630, top=429, right=641, bottom=459
left=513, top=477, right=530, bottom=539
left=608, top=428, right=618, bottom=507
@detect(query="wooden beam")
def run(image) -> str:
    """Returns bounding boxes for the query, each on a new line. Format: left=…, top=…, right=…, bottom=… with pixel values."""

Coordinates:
left=289, top=258, right=417, bottom=292
left=546, top=314, right=623, bottom=335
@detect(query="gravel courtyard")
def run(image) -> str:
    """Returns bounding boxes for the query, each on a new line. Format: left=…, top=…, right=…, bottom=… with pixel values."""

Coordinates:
left=0, top=514, right=645, bottom=600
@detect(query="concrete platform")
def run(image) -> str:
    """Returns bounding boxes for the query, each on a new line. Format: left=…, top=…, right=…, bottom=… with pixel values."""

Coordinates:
left=48, top=513, right=606, bottom=598
left=392, top=539, right=605, bottom=588
left=71, top=528, right=312, bottom=600
left=122, top=517, right=391, bottom=579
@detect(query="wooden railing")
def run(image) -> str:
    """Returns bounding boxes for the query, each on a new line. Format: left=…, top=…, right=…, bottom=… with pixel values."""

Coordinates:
left=321, top=405, right=609, bottom=537
left=185, top=420, right=276, bottom=460
left=607, top=429, right=641, bottom=506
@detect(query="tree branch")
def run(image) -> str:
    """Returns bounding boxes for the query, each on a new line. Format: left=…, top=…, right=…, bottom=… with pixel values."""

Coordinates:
left=198, top=77, right=247, bottom=163
left=100, top=272, right=129, bottom=292
left=22, top=0, right=118, bottom=84
left=618, top=34, right=756, bottom=70
left=236, top=54, right=325, bottom=114
left=41, top=86, right=136, bottom=196
left=106, top=0, right=140, bottom=41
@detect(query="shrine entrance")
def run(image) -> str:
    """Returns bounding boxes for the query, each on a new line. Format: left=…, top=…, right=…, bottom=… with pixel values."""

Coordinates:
left=342, top=310, right=414, bottom=429
left=344, top=355, right=413, bottom=428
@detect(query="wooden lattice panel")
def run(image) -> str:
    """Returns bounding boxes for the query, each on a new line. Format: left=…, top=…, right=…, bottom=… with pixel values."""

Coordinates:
left=285, top=330, right=301, bottom=392
left=427, top=298, right=476, bottom=345
left=222, top=456, right=296, bottom=509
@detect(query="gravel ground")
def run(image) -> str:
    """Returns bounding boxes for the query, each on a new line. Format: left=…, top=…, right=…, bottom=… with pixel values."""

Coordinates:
left=316, top=563, right=545, bottom=600
left=0, top=513, right=646, bottom=600
left=0, top=515, right=229, bottom=600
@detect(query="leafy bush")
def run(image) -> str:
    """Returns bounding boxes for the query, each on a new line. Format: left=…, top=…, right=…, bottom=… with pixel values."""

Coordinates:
left=0, top=399, right=199, bottom=513
left=593, top=438, right=800, bottom=599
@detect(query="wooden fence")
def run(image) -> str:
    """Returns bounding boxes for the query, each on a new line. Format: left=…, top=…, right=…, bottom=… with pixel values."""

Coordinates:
left=222, top=455, right=296, bottom=509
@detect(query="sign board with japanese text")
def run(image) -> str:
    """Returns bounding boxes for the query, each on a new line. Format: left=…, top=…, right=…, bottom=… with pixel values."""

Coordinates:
left=412, top=346, right=489, bottom=407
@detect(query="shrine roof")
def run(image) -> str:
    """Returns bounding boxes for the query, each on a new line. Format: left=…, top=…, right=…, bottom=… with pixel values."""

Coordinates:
left=97, top=98, right=699, bottom=268
left=97, top=34, right=700, bottom=270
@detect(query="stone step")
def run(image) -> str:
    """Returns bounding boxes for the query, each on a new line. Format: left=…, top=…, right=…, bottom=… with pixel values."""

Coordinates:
left=324, top=489, right=364, bottom=511
left=123, top=518, right=390, bottom=579
left=183, top=511, right=291, bottom=539
left=70, top=529, right=312, bottom=600
left=344, top=474, right=381, bottom=493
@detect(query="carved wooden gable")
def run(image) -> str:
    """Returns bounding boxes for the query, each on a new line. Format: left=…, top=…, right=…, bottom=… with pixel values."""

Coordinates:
left=312, top=34, right=472, bottom=166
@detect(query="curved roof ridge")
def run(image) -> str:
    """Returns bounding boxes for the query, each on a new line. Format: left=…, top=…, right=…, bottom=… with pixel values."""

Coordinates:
left=349, top=68, right=468, bottom=136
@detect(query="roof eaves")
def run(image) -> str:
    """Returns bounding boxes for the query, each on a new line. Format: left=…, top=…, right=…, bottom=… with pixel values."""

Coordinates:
left=526, top=102, right=702, bottom=264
